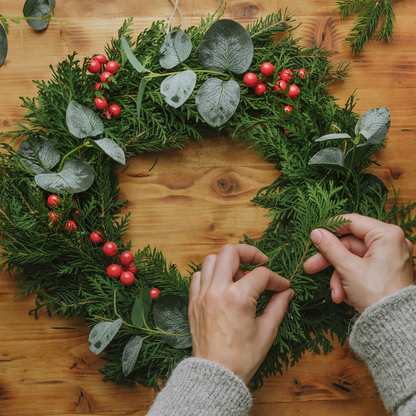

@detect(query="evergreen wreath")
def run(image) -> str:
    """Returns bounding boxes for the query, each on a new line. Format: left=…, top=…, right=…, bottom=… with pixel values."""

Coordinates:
left=1, top=4, right=415, bottom=390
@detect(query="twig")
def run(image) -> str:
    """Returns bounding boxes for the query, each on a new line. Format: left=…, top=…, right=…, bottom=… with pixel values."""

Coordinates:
left=290, top=241, right=311, bottom=283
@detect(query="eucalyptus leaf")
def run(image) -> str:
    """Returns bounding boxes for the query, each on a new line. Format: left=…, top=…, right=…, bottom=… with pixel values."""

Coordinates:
left=18, top=137, right=61, bottom=173
left=308, top=147, right=348, bottom=172
left=160, top=70, right=196, bottom=108
left=122, top=335, right=144, bottom=377
left=153, top=295, right=192, bottom=349
left=344, top=143, right=373, bottom=169
left=88, top=318, right=122, bottom=355
left=35, top=159, right=95, bottom=193
left=121, top=36, right=149, bottom=73
left=137, top=78, right=148, bottom=120
left=198, top=19, right=253, bottom=74
left=90, top=138, right=126, bottom=165
left=23, top=0, right=55, bottom=31
left=315, top=133, right=351, bottom=142
left=195, top=78, right=240, bottom=127
left=159, top=30, right=192, bottom=69
left=356, top=107, right=390, bottom=144
left=131, top=287, right=152, bottom=328
left=362, top=173, right=388, bottom=196
left=0, top=23, right=7, bottom=67
left=66, top=101, right=104, bottom=139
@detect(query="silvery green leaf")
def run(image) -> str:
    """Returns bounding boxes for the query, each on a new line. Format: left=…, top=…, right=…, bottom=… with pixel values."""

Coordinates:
left=122, top=335, right=143, bottom=377
left=196, top=78, right=240, bottom=127
left=160, top=70, right=196, bottom=108
left=23, top=0, right=55, bottom=31
left=153, top=295, right=192, bottom=349
left=88, top=318, right=122, bottom=355
left=344, top=143, right=373, bottom=169
left=18, top=137, right=60, bottom=173
left=0, top=24, right=7, bottom=67
left=131, top=287, right=152, bottom=328
left=198, top=19, right=253, bottom=74
left=35, top=159, right=95, bottom=193
left=137, top=78, right=147, bottom=120
left=355, top=107, right=390, bottom=144
left=66, top=101, right=104, bottom=139
left=159, top=30, right=192, bottom=69
left=121, top=36, right=149, bottom=73
left=362, top=173, right=388, bottom=196
left=315, top=133, right=351, bottom=142
left=308, top=147, right=348, bottom=172
left=90, top=138, right=125, bottom=165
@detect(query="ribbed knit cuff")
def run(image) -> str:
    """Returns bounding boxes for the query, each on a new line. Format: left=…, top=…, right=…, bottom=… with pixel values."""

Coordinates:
left=349, top=286, right=416, bottom=412
left=147, top=358, right=252, bottom=416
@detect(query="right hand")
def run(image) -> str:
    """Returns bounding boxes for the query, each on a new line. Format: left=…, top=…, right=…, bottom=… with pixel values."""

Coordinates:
left=303, top=213, right=414, bottom=312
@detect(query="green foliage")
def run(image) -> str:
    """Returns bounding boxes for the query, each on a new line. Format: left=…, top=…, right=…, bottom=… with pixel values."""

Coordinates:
left=1, top=9, right=415, bottom=391
left=334, top=0, right=396, bottom=55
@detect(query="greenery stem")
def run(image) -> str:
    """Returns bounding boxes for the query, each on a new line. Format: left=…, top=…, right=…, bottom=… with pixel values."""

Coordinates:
left=57, top=143, right=90, bottom=172
left=145, top=69, right=229, bottom=80
left=3, top=15, right=72, bottom=24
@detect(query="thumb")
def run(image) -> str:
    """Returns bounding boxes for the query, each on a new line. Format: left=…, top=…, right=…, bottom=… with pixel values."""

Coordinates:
left=257, top=288, right=294, bottom=336
left=311, top=229, right=358, bottom=270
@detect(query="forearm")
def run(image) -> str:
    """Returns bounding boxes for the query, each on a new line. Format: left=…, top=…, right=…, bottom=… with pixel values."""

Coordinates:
left=147, top=358, right=252, bottom=416
left=349, top=285, right=416, bottom=415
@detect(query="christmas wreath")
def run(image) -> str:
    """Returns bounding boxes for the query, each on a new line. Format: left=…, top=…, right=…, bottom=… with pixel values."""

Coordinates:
left=1, top=4, right=415, bottom=390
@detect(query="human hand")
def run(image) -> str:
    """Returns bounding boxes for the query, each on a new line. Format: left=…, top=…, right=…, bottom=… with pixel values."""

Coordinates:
left=188, top=244, right=294, bottom=385
left=303, top=213, right=414, bottom=312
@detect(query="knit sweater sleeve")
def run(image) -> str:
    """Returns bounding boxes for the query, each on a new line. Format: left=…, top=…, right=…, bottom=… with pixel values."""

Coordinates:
left=146, top=357, right=252, bottom=416
left=349, top=285, right=416, bottom=416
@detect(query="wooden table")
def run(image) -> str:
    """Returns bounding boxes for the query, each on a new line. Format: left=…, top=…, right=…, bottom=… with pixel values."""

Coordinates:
left=1, top=1, right=415, bottom=415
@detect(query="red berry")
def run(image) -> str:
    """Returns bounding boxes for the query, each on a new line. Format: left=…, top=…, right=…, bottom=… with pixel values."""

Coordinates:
left=288, top=85, right=300, bottom=99
left=65, top=220, right=77, bottom=232
left=106, top=61, right=120, bottom=73
left=48, top=211, right=59, bottom=223
left=103, top=242, right=118, bottom=257
left=298, top=68, right=309, bottom=79
left=284, top=105, right=294, bottom=114
left=72, top=208, right=81, bottom=218
left=47, top=194, right=60, bottom=207
left=243, top=72, right=258, bottom=87
left=95, top=97, right=108, bottom=110
left=94, top=54, right=107, bottom=65
left=273, top=79, right=287, bottom=92
left=90, top=231, right=103, bottom=244
left=150, top=288, right=160, bottom=300
left=120, top=271, right=135, bottom=286
left=260, top=62, right=274, bottom=77
left=78, top=237, right=85, bottom=245
left=88, top=60, right=101, bottom=74
left=107, top=264, right=122, bottom=278
left=100, top=71, right=114, bottom=85
left=244, top=271, right=250, bottom=275
left=108, top=104, right=121, bottom=117
left=124, top=263, right=137, bottom=274
left=285, top=129, right=291, bottom=137
left=254, top=83, right=267, bottom=96
left=279, top=69, right=293, bottom=82
left=120, top=251, right=134, bottom=265
left=95, top=82, right=103, bottom=91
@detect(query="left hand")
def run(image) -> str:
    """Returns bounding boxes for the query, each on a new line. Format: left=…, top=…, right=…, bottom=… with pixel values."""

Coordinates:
left=188, top=244, right=294, bottom=385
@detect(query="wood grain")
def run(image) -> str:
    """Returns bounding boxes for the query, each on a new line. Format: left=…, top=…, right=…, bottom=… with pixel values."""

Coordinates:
left=1, top=0, right=415, bottom=414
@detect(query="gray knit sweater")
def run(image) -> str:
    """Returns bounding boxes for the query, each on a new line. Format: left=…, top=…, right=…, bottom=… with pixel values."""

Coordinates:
left=147, top=286, right=416, bottom=416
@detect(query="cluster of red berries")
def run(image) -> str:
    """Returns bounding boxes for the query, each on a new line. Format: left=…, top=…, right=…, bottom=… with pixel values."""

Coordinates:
left=243, top=63, right=308, bottom=101
left=47, top=194, right=79, bottom=231
left=88, top=54, right=121, bottom=120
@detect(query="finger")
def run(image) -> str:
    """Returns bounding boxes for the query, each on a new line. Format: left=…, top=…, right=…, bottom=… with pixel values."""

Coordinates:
left=406, top=239, right=413, bottom=259
left=330, top=271, right=347, bottom=304
left=304, top=235, right=367, bottom=274
left=235, top=267, right=290, bottom=297
left=212, top=244, right=269, bottom=288
left=189, top=272, right=201, bottom=303
left=233, top=266, right=245, bottom=282
left=310, top=228, right=362, bottom=273
left=199, top=254, right=217, bottom=294
left=256, top=288, right=294, bottom=338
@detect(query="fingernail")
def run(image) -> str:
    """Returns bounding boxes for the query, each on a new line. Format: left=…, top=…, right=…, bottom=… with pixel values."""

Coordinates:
left=311, top=229, right=323, bottom=245
left=289, top=290, right=295, bottom=301
left=331, top=289, right=335, bottom=299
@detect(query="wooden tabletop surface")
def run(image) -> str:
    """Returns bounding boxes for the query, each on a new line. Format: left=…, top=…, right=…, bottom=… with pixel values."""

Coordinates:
left=1, top=1, right=415, bottom=415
